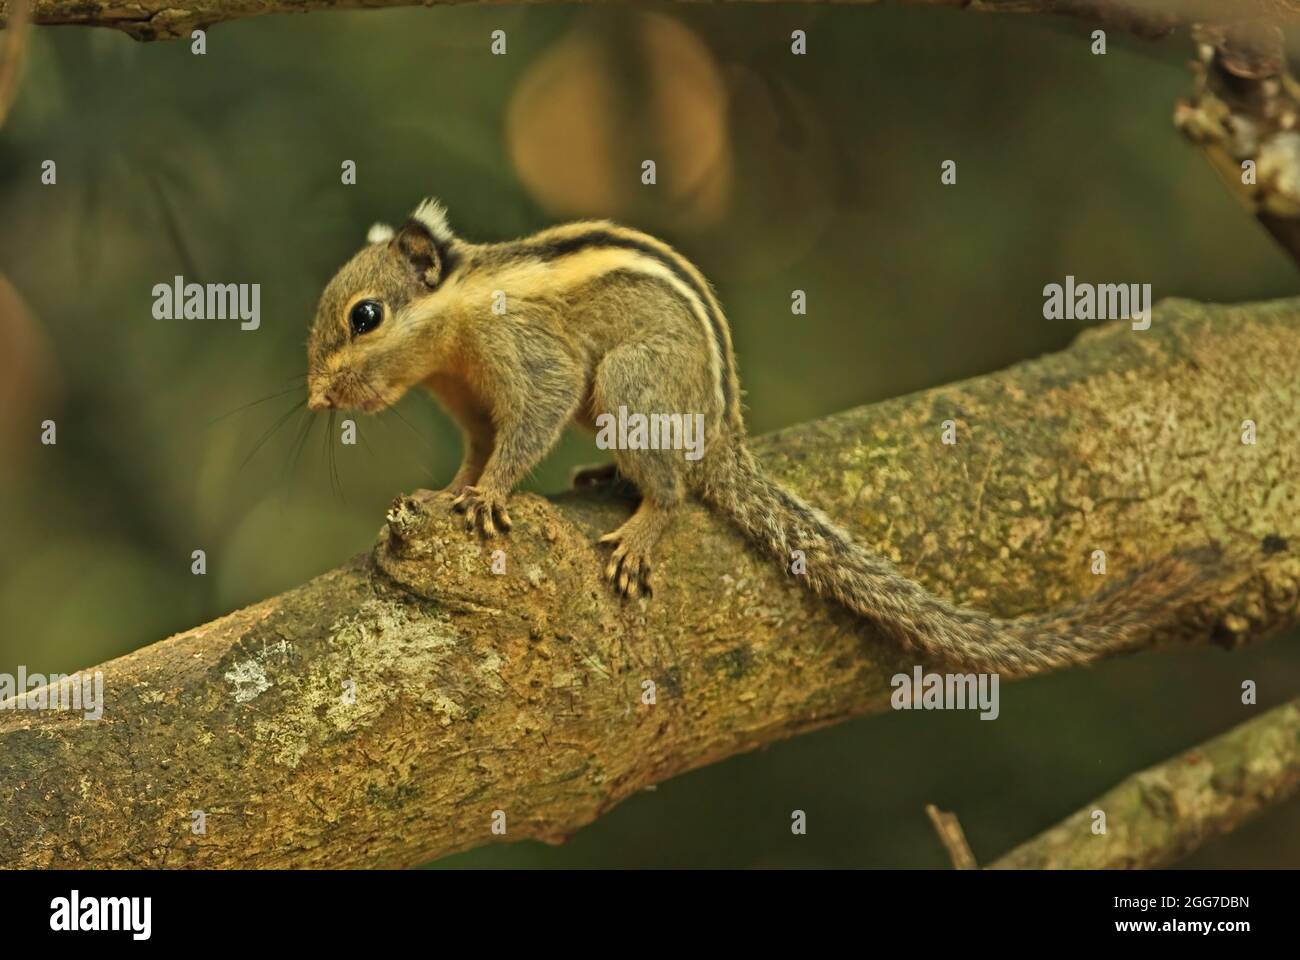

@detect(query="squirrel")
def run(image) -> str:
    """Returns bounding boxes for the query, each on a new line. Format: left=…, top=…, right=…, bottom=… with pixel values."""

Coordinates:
left=306, top=198, right=1215, bottom=677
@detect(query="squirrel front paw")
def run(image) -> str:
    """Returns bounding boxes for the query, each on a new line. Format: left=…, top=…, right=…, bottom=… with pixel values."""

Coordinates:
left=451, top=485, right=513, bottom=538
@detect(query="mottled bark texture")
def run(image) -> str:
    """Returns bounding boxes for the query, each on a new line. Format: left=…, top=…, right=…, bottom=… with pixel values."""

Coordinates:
left=4, top=0, right=1298, bottom=42
left=1, top=298, right=1297, bottom=868
left=992, top=696, right=1300, bottom=868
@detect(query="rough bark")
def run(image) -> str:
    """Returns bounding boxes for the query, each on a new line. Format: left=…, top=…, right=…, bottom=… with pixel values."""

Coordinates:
left=4, top=0, right=1298, bottom=42
left=0, top=298, right=1297, bottom=869
left=991, top=696, right=1300, bottom=868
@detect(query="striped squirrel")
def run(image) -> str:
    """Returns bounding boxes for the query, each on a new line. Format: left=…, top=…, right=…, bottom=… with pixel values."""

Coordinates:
left=306, top=198, right=1213, bottom=676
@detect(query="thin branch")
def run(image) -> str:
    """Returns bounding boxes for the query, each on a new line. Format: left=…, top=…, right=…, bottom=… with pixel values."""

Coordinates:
left=991, top=696, right=1300, bottom=869
left=926, top=803, right=978, bottom=869
left=3, top=0, right=1298, bottom=43
left=0, top=0, right=28, bottom=130
left=1176, top=21, right=1300, bottom=270
left=0, top=297, right=1295, bottom=868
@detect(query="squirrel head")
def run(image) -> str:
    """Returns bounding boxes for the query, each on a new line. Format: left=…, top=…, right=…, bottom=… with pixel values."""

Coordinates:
left=307, top=198, right=456, bottom=412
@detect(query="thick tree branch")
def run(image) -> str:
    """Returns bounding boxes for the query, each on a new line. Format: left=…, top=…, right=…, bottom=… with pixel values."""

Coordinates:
left=1, top=298, right=1297, bottom=868
left=2, top=0, right=1298, bottom=42
left=991, top=696, right=1300, bottom=868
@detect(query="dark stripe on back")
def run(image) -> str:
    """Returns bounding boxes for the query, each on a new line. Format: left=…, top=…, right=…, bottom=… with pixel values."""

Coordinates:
left=528, top=230, right=733, bottom=409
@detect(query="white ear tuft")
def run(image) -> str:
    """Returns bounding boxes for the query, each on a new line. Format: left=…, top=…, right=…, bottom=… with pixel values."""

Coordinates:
left=367, top=222, right=395, bottom=244
left=411, top=197, right=454, bottom=245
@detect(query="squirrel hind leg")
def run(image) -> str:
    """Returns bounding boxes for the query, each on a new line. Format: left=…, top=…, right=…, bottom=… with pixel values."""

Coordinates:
left=589, top=336, right=703, bottom=597
left=598, top=445, right=685, bottom=599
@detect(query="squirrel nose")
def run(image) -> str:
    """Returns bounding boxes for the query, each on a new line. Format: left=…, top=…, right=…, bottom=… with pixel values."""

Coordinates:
left=307, top=388, right=333, bottom=411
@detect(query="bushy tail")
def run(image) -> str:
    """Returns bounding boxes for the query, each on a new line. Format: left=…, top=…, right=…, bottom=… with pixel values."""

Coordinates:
left=699, top=443, right=1215, bottom=676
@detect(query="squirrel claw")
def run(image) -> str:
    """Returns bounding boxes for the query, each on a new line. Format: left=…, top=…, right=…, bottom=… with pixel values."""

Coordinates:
left=451, top=486, right=512, bottom=538
left=601, top=538, right=653, bottom=599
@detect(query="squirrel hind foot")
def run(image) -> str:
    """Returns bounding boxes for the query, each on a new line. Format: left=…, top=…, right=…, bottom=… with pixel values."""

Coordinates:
left=601, top=538, right=654, bottom=599
left=598, top=500, right=676, bottom=599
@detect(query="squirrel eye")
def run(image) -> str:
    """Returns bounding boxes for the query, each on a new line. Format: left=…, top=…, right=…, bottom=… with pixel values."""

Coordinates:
left=349, top=299, right=384, bottom=336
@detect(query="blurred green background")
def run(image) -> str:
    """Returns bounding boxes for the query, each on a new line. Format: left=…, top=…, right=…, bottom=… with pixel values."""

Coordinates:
left=1, top=5, right=1297, bottom=868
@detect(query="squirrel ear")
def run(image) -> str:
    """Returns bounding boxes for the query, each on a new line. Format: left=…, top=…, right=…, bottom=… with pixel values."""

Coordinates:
left=367, top=223, right=395, bottom=244
left=410, top=197, right=453, bottom=245
left=395, top=220, right=442, bottom=289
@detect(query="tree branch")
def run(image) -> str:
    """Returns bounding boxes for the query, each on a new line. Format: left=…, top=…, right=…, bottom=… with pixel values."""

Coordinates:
left=0, top=0, right=28, bottom=130
left=1176, top=21, right=1300, bottom=270
left=3, top=0, right=1298, bottom=43
left=1, top=298, right=1297, bottom=868
left=926, top=803, right=978, bottom=869
left=991, top=696, right=1300, bottom=868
